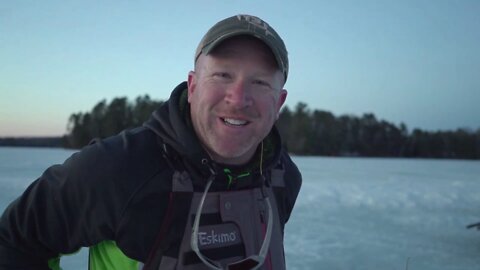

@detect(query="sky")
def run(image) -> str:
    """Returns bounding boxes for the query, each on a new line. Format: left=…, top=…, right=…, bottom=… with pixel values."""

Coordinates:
left=1, top=0, right=479, bottom=137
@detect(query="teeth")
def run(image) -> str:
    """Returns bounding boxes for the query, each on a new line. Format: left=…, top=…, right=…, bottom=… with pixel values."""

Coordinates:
left=223, top=118, right=248, bottom=126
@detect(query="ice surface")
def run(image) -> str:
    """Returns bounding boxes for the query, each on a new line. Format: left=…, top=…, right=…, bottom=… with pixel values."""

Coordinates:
left=285, top=156, right=480, bottom=270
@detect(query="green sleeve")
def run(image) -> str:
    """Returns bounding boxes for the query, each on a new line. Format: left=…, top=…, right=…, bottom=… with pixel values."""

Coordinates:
left=48, top=256, right=62, bottom=270
left=89, top=241, right=139, bottom=270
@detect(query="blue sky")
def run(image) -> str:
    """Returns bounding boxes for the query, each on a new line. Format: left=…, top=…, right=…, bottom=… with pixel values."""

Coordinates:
left=1, top=0, right=479, bottom=136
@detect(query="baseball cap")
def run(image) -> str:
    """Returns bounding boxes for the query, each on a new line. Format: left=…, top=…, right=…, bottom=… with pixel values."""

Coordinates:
left=195, top=14, right=289, bottom=82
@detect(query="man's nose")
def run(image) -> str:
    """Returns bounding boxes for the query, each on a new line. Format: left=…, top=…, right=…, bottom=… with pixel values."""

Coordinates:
left=224, top=80, right=252, bottom=107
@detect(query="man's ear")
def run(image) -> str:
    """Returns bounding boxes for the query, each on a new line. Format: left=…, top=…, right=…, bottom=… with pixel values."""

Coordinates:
left=187, top=71, right=196, bottom=103
left=276, top=89, right=288, bottom=119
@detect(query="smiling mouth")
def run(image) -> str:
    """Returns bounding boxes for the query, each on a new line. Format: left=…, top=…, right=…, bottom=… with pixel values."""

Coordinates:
left=221, top=117, right=249, bottom=126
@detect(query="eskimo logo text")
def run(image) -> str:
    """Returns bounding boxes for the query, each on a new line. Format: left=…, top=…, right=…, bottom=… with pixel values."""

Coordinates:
left=198, top=230, right=237, bottom=246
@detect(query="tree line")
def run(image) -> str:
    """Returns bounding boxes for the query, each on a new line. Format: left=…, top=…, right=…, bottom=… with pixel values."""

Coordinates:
left=0, top=137, right=65, bottom=148
left=277, top=102, right=479, bottom=159
left=66, top=95, right=162, bottom=148
left=64, top=96, right=480, bottom=159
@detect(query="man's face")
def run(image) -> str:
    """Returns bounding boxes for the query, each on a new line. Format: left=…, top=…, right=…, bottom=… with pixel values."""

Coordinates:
left=187, top=36, right=287, bottom=165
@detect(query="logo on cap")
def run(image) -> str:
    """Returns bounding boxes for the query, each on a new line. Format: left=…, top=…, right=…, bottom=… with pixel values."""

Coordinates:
left=236, top=15, right=274, bottom=37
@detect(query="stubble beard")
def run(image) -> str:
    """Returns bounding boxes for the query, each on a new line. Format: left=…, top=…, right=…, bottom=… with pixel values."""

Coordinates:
left=199, top=106, right=261, bottom=164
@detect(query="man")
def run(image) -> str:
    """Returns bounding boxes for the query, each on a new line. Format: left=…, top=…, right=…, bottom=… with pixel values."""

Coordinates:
left=0, top=14, right=301, bottom=270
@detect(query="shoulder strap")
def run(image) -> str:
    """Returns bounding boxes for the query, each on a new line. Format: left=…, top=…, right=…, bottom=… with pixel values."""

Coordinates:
left=269, top=160, right=288, bottom=233
left=142, top=171, right=194, bottom=270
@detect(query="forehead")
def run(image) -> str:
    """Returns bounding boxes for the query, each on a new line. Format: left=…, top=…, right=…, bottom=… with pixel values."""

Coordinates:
left=206, top=35, right=279, bottom=69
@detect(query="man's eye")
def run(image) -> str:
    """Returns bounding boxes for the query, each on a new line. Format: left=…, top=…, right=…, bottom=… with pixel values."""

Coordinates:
left=253, top=80, right=270, bottom=87
left=213, top=72, right=230, bottom=79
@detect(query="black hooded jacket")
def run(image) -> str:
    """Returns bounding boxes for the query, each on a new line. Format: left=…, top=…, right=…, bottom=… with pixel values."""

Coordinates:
left=0, top=82, right=302, bottom=269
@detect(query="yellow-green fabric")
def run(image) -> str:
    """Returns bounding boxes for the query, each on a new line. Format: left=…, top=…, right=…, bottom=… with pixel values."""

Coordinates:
left=89, top=241, right=139, bottom=270
left=48, top=256, right=61, bottom=270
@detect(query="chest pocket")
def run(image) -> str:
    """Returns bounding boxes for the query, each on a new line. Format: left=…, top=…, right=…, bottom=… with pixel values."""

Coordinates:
left=144, top=170, right=286, bottom=270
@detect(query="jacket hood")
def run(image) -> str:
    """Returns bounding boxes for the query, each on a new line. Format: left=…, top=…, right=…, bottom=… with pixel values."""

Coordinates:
left=144, top=82, right=283, bottom=183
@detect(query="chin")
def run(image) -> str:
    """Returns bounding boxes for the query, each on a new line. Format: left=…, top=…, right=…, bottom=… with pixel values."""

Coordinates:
left=213, top=146, right=255, bottom=163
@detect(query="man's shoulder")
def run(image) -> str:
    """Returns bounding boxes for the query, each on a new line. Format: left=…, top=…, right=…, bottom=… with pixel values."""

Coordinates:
left=96, top=126, right=158, bottom=152
left=67, top=127, right=167, bottom=178
left=280, top=150, right=301, bottom=178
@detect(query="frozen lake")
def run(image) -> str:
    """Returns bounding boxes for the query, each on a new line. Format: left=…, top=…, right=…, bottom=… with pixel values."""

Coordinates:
left=1, top=147, right=479, bottom=269
left=285, top=156, right=480, bottom=270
